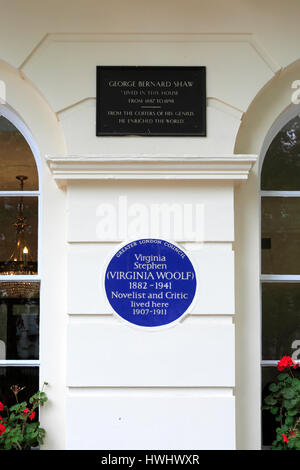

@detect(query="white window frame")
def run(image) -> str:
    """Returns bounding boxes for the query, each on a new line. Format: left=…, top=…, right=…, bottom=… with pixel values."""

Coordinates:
left=0, top=104, right=41, bottom=373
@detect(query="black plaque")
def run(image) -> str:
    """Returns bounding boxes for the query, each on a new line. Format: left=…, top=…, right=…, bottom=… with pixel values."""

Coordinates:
left=96, top=66, right=206, bottom=136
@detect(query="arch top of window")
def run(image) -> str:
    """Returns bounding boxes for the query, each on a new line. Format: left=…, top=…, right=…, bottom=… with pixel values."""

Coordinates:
left=0, top=115, right=38, bottom=191
left=261, top=114, right=300, bottom=191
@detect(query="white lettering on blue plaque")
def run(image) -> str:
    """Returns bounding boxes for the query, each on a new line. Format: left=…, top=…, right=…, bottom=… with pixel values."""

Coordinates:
left=104, top=238, right=197, bottom=327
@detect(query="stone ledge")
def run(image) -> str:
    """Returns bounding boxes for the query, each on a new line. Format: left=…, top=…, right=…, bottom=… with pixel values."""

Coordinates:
left=46, top=154, right=257, bottom=187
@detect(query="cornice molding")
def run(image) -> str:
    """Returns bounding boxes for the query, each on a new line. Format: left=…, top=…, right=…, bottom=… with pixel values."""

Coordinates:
left=46, top=154, right=257, bottom=188
left=20, top=33, right=280, bottom=75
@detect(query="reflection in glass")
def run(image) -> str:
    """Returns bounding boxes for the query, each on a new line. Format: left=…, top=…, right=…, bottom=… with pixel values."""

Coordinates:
left=262, top=283, right=300, bottom=360
left=0, top=116, right=38, bottom=191
left=0, top=367, right=39, bottom=408
left=0, top=197, right=38, bottom=274
left=0, top=282, right=39, bottom=360
left=261, top=197, right=300, bottom=274
left=261, top=115, right=300, bottom=190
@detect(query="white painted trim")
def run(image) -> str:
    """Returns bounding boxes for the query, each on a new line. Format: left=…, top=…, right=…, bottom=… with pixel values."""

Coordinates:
left=261, top=275, right=300, bottom=282
left=262, top=360, right=300, bottom=366
left=261, top=191, right=300, bottom=197
left=0, top=275, right=40, bottom=281
left=46, top=154, right=257, bottom=187
left=0, top=191, right=40, bottom=197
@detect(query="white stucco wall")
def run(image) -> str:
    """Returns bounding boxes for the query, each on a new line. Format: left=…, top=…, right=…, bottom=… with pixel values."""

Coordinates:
left=64, top=177, right=236, bottom=449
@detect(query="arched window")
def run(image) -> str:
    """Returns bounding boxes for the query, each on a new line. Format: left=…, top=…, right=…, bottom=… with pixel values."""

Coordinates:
left=0, top=110, right=40, bottom=406
left=261, top=112, right=300, bottom=447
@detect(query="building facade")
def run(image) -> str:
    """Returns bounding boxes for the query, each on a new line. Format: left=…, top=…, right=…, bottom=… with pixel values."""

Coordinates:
left=0, top=0, right=300, bottom=450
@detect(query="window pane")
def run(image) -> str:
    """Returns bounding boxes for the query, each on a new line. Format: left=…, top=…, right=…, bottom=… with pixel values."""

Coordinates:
left=261, top=115, right=300, bottom=190
left=262, top=366, right=300, bottom=447
left=0, top=116, right=38, bottom=191
left=0, top=282, right=39, bottom=360
left=0, top=366, right=39, bottom=408
left=262, top=283, right=300, bottom=360
left=261, top=197, right=300, bottom=274
left=0, top=197, right=38, bottom=274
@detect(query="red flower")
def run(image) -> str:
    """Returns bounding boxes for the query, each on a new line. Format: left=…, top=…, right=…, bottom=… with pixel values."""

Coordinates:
left=23, top=408, right=29, bottom=414
left=277, top=356, right=296, bottom=371
left=0, top=423, right=6, bottom=436
left=0, top=402, right=4, bottom=412
left=289, top=431, right=297, bottom=437
left=293, top=363, right=299, bottom=369
left=29, top=411, right=35, bottom=421
left=282, top=433, right=289, bottom=443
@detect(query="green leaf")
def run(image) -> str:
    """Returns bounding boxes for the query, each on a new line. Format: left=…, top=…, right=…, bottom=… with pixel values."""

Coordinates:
left=291, top=378, right=300, bottom=389
left=284, top=389, right=296, bottom=399
left=284, top=398, right=298, bottom=409
left=295, top=440, right=300, bottom=450
left=269, top=383, right=280, bottom=392
left=264, top=395, right=277, bottom=406
left=285, top=415, right=295, bottom=426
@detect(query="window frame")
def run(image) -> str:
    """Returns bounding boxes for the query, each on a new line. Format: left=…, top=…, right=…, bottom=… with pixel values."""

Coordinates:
left=0, top=104, right=41, bottom=373
left=259, top=105, right=300, bottom=446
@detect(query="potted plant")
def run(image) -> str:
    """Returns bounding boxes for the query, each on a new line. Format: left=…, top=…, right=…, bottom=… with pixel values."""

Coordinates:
left=0, top=382, right=48, bottom=450
left=263, top=356, right=300, bottom=450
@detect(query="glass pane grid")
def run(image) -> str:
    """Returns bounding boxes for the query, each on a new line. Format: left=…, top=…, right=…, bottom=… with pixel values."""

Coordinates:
left=0, top=116, right=40, bottom=432
left=261, top=196, right=300, bottom=275
left=0, top=116, right=38, bottom=191
left=261, top=115, right=300, bottom=191
left=0, top=196, right=38, bottom=275
left=261, top=115, right=300, bottom=448
left=260, top=190, right=300, bottom=362
left=0, top=366, right=39, bottom=408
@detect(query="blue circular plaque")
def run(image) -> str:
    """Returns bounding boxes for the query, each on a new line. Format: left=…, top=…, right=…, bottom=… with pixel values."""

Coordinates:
left=104, top=238, right=197, bottom=327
